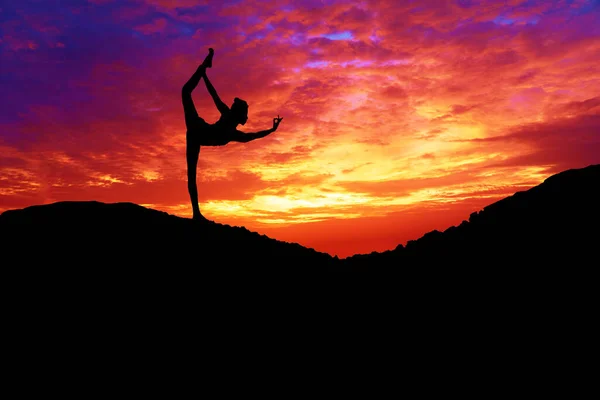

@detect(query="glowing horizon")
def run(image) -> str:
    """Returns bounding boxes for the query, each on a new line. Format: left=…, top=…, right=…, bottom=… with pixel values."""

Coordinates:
left=1, top=0, right=599, bottom=257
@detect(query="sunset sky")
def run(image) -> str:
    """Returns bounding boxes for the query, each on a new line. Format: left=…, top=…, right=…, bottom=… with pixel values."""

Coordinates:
left=1, top=0, right=599, bottom=258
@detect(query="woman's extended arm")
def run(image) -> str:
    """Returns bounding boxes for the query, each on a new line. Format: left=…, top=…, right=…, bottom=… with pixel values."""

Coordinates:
left=203, top=72, right=229, bottom=115
left=234, top=128, right=276, bottom=143
left=232, top=116, right=283, bottom=143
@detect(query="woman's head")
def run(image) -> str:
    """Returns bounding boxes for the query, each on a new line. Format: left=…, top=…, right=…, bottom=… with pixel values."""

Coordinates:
left=231, top=97, right=248, bottom=125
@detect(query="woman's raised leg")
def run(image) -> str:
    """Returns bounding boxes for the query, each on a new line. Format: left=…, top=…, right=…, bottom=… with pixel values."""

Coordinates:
left=182, top=48, right=214, bottom=130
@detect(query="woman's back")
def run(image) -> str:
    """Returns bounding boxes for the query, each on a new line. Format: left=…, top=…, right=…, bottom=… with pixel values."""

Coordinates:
left=198, top=110, right=236, bottom=146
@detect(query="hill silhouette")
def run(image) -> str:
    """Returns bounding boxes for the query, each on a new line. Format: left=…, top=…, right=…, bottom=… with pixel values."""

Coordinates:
left=341, top=163, right=599, bottom=270
left=1, top=164, right=598, bottom=278
left=0, top=201, right=337, bottom=271
left=1, top=163, right=598, bottom=327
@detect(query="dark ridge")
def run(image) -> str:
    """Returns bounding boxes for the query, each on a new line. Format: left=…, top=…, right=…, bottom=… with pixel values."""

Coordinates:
left=341, top=164, right=599, bottom=272
left=1, top=165, right=597, bottom=300
left=0, top=200, right=337, bottom=270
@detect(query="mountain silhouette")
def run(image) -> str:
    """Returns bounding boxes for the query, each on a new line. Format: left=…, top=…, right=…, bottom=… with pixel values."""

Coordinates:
left=0, top=201, right=337, bottom=271
left=342, top=163, right=599, bottom=270
left=1, top=164, right=597, bottom=277
left=2, top=163, right=598, bottom=328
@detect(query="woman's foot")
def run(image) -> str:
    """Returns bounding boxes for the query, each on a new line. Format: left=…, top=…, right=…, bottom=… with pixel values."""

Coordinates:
left=202, top=48, right=214, bottom=68
left=193, top=212, right=209, bottom=223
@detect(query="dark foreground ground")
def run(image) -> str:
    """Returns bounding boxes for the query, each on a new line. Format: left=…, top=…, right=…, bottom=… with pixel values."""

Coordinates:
left=1, top=164, right=598, bottom=303
left=1, top=165, right=597, bottom=367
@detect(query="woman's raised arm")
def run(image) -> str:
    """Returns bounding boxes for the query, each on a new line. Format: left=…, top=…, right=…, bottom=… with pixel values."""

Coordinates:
left=202, top=72, right=230, bottom=115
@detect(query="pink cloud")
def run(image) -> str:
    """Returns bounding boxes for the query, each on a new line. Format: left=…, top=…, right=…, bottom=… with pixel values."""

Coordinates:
left=134, top=18, right=168, bottom=35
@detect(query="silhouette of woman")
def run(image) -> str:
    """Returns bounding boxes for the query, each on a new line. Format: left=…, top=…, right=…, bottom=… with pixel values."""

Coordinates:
left=182, top=48, right=283, bottom=221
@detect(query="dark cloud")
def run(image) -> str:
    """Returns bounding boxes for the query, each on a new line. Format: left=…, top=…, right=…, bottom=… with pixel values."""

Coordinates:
left=466, top=113, right=600, bottom=172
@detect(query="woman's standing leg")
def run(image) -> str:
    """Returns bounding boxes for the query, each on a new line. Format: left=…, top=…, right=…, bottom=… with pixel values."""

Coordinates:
left=186, top=138, right=203, bottom=220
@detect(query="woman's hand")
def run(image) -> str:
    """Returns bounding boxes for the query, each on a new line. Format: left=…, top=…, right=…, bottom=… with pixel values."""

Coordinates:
left=272, top=115, right=283, bottom=131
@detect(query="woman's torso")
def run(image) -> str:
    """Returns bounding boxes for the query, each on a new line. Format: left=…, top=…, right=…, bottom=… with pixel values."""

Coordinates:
left=191, top=111, right=236, bottom=146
